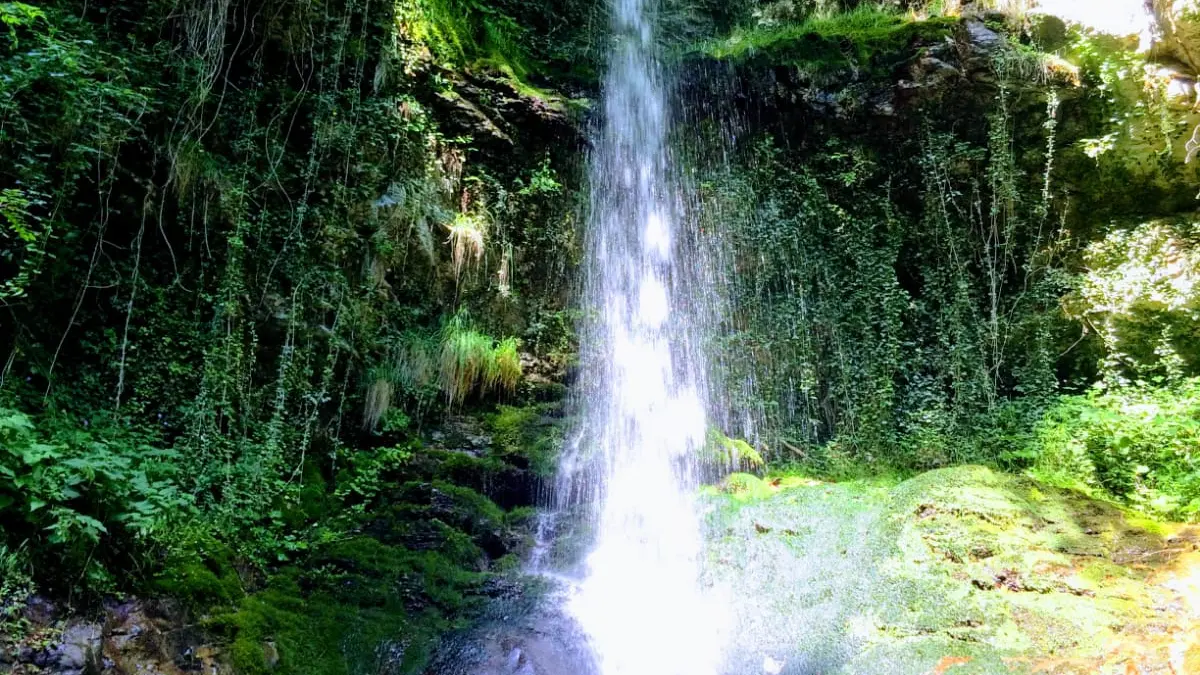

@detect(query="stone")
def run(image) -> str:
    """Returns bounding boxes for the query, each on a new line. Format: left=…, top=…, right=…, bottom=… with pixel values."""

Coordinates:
left=1150, top=0, right=1200, bottom=73
left=964, top=19, right=1003, bottom=52
left=51, top=622, right=102, bottom=673
left=705, top=465, right=1200, bottom=673
left=425, top=583, right=599, bottom=675
left=22, top=595, right=58, bottom=624
left=504, top=647, right=522, bottom=671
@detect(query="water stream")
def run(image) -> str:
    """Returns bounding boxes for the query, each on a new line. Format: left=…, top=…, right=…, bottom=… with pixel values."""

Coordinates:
left=559, top=0, right=728, bottom=672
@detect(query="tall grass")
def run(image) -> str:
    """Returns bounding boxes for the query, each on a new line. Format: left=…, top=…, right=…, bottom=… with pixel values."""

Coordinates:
left=439, top=316, right=523, bottom=405
left=440, top=319, right=496, bottom=404
left=487, top=337, right=522, bottom=396
left=446, top=212, right=486, bottom=279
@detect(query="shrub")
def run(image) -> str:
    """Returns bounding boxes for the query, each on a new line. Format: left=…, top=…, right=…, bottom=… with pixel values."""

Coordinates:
left=1028, top=379, right=1200, bottom=519
left=0, top=409, right=192, bottom=593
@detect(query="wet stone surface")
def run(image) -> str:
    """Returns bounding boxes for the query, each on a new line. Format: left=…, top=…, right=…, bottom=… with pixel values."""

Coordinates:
left=424, top=580, right=599, bottom=675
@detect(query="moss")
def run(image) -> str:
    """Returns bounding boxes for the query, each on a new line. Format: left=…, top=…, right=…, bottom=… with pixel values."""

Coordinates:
left=283, top=462, right=332, bottom=527
left=692, top=7, right=957, bottom=81
left=703, top=427, right=765, bottom=471
left=719, top=472, right=774, bottom=500
left=504, top=505, right=537, bottom=528
left=153, top=541, right=244, bottom=607
left=487, top=403, right=564, bottom=477
left=704, top=465, right=1185, bottom=672
left=430, top=450, right=504, bottom=486
left=206, top=535, right=487, bottom=675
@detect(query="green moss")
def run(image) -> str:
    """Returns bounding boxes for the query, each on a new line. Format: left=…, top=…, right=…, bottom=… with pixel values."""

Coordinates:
left=431, top=480, right=505, bottom=524
left=704, top=465, right=1181, bottom=671
left=487, top=403, right=564, bottom=477
left=430, top=450, right=507, bottom=489
left=719, top=472, right=774, bottom=501
left=693, top=7, right=957, bottom=80
left=154, top=542, right=245, bottom=607
left=206, top=535, right=488, bottom=675
left=704, top=427, right=765, bottom=471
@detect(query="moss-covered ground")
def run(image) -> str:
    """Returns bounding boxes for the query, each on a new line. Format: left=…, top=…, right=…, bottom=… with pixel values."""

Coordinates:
left=704, top=466, right=1200, bottom=674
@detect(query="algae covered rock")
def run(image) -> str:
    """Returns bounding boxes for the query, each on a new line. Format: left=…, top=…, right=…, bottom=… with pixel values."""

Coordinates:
left=704, top=465, right=1200, bottom=674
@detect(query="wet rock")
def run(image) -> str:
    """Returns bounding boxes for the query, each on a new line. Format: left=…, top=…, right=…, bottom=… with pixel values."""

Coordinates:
left=432, top=416, right=494, bottom=454
left=49, top=622, right=103, bottom=674
left=965, top=19, right=1004, bottom=52
left=762, top=655, right=785, bottom=674
left=425, top=581, right=599, bottom=675
left=706, top=464, right=1200, bottom=673
left=22, top=595, right=59, bottom=624
left=435, top=88, right=514, bottom=147
left=1150, top=0, right=1200, bottom=73
left=7, top=597, right=210, bottom=675
left=910, top=56, right=961, bottom=90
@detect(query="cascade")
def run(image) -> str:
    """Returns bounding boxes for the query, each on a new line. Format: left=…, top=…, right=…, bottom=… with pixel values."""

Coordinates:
left=559, top=0, right=728, bottom=673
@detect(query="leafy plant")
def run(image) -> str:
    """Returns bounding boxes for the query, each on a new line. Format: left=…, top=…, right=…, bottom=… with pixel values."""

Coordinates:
left=439, top=316, right=523, bottom=405
left=1028, top=379, right=1200, bottom=519
left=0, top=409, right=192, bottom=591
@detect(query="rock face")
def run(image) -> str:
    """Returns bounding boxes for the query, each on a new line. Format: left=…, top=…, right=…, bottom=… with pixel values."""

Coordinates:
left=424, top=581, right=599, bottom=675
left=1151, top=0, right=1200, bottom=73
left=704, top=466, right=1200, bottom=674
left=4, top=598, right=226, bottom=675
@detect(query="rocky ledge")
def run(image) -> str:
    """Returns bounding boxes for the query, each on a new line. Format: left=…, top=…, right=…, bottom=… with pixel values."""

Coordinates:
left=706, top=466, right=1200, bottom=674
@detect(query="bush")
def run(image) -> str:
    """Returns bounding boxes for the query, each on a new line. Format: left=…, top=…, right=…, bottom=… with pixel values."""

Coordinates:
left=0, top=543, right=33, bottom=637
left=0, top=409, right=192, bottom=593
left=1028, top=379, right=1200, bottom=519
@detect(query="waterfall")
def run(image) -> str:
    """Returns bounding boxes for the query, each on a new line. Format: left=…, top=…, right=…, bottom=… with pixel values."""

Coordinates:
left=561, top=0, right=728, bottom=672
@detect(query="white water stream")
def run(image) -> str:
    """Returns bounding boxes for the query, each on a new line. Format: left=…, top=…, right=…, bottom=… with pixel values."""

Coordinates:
left=561, top=0, right=729, bottom=673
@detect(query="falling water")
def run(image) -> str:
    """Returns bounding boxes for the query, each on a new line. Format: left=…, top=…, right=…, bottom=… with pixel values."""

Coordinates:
left=562, top=0, right=728, bottom=673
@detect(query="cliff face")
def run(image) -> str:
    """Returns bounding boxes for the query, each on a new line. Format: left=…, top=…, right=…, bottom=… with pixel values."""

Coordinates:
left=674, top=6, right=1200, bottom=478
left=5, top=2, right=1200, bottom=674
left=0, top=1, right=593, bottom=673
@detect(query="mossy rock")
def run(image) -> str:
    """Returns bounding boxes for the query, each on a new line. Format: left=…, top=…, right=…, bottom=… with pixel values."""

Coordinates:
left=704, top=465, right=1199, bottom=674
left=693, top=11, right=958, bottom=82
left=486, top=403, right=565, bottom=478
left=426, top=449, right=535, bottom=510
left=154, top=540, right=245, bottom=607
left=203, top=535, right=493, bottom=675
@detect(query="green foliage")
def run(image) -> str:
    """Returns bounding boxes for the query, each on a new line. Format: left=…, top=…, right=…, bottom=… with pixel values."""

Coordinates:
left=695, top=5, right=956, bottom=81
left=488, top=403, right=563, bottom=477
left=334, top=444, right=416, bottom=509
left=397, top=0, right=596, bottom=86
left=704, top=427, right=766, bottom=471
left=0, top=409, right=192, bottom=591
left=0, top=14, right=573, bottom=673
left=1067, top=219, right=1200, bottom=384
left=697, top=21, right=1073, bottom=471
left=439, top=316, right=523, bottom=406
left=0, top=542, right=33, bottom=638
left=1028, top=379, right=1200, bottom=520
